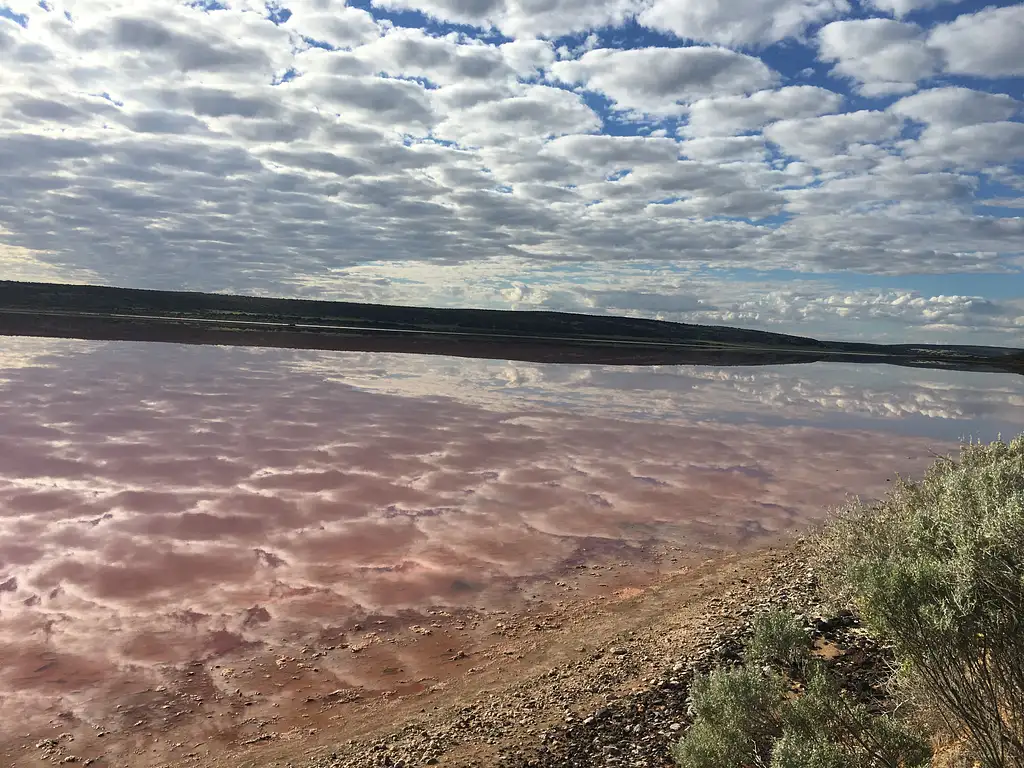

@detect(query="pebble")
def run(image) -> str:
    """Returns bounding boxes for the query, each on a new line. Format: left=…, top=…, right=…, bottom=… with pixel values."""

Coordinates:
left=300, top=545, right=892, bottom=768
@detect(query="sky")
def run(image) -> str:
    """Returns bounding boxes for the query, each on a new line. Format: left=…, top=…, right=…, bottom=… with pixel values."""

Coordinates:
left=0, top=0, right=1022, bottom=344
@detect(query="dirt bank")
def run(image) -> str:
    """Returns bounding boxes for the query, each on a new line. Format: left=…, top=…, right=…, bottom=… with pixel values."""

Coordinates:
left=19, top=533, right=889, bottom=768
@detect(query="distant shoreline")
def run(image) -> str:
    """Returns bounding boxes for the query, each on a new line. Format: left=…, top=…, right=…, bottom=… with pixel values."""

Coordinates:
left=2, top=280, right=1022, bottom=374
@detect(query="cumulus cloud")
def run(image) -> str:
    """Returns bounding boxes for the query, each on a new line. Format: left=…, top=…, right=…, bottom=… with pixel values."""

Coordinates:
left=863, top=0, right=962, bottom=17
left=900, top=121, right=1024, bottom=173
left=549, top=46, right=778, bottom=115
left=819, top=6, right=1024, bottom=94
left=639, top=0, right=850, bottom=47
left=817, top=18, right=939, bottom=95
left=763, top=109, right=904, bottom=163
left=283, top=0, right=382, bottom=48
left=680, top=86, right=845, bottom=138
left=890, top=86, right=1021, bottom=129
left=434, top=84, right=601, bottom=145
left=0, top=0, right=1019, bottom=339
left=354, top=27, right=515, bottom=85
left=927, top=4, right=1024, bottom=77
left=370, top=0, right=643, bottom=38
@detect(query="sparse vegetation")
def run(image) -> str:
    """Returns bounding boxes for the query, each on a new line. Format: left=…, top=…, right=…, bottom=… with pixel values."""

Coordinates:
left=671, top=610, right=930, bottom=768
left=674, top=435, right=1024, bottom=768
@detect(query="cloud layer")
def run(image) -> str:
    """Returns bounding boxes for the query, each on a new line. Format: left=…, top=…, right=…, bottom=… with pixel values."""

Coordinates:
left=0, top=0, right=1021, bottom=342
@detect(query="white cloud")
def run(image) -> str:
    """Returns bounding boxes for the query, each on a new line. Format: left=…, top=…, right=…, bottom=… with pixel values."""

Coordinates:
left=681, top=135, right=769, bottom=163
left=434, top=84, right=601, bottom=146
left=639, top=0, right=850, bottom=47
left=681, top=86, right=844, bottom=138
left=890, top=86, right=1021, bottom=129
left=820, top=7, right=1024, bottom=93
left=763, top=109, right=904, bottom=164
left=927, top=4, right=1024, bottom=77
left=499, top=38, right=557, bottom=77
left=539, top=134, right=680, bottom=176
left=549, top=46, right=778, bottom=115
left=0, top=0, right=1020, bottom=340
left=864, top=0, right=963, bottom=17
left=354, top=27, right=514, bottom=85
left=900, top=121, right=1024, bottom=173
left=286, top=71, right=437, bottom=132
left=817, top=18, right=939, bottom=95
left=783, top=169, right=978, bottom=214
left=283, top=0, right=382, bottom=49
left=370, top=0, right=643, bottom=38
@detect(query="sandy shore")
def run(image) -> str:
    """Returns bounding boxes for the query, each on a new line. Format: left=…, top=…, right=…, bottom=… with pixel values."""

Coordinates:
left=18, top=533, right=836, bottom=768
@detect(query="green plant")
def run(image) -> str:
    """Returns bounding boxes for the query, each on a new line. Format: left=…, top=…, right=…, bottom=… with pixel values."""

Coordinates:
left=671, top=656, right=930, bottom=768
left=672, top=665, right=785, bottom=768
left=745, top=610, right=810, bottom=668
left=815, top=435, right=1024, bottom=768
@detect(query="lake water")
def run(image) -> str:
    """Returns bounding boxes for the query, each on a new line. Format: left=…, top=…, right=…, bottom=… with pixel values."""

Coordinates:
left=1, top=337, right=1021, bottom=765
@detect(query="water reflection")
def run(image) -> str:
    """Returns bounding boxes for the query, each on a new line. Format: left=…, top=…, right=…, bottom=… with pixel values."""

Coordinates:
left=0, top=338, right=1020, bottom=760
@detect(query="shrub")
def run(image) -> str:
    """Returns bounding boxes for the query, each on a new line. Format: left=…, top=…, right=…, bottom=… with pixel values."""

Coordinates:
left=671, top=651, right=930, bottom=768
left=672, top=665, right=785, bottom=768
left=745, top=610, right=810, bottom=668
left=815, top=435, right=1024, bottom=768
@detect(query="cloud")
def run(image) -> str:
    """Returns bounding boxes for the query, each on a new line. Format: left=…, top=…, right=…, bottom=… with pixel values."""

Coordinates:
left=286, top=71, right=437, bottom=131
left=0, top=0, right=1020, bottom=337
left=927, top=4, right=1024, bottom=77
left=900, top=121, right=1024, bottom=173
left=549, top=46, right=778, bottom=115
left=680, top=86, right=845, bottom=138
left=819, top=6, right=1024, bottom=94
left=282, top=0, right=382, bottom=49
left=817, top=18, right=939, bottom=95
left=638, top=0, right=850, bottom=47
left=370, top=0, right=643, bottom=38
left=539, top=133, right=680, bottom=176
left=890, top=86, right=1021, bottom=129
left=354, top=27, right=514, bottom=85
left=681, top=135, right=769, bottom=162
left=434, top=84, right=601, bottom=145
left=763, top=109, right=904, bottom=164
left=863, top=0, right=962, bottom=17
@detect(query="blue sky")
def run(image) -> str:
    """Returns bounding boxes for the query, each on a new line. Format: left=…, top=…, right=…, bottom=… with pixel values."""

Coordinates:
left=0, top=0, right=1021, bottom=343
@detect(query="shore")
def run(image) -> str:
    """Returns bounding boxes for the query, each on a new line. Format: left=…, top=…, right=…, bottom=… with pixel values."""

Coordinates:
left=303, top=536, right=858, bottom=768
left=25, top=532, right=880, bottom=768
left=13, top=535, right=811, bottom=767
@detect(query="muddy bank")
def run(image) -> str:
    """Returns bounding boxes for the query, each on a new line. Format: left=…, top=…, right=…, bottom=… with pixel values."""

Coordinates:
left=300, top=536, right=830, bottom=768
left=8, top=537, right=807, bottom=768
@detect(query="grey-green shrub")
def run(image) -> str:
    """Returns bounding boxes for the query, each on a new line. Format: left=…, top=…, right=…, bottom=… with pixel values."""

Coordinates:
left=815, top=435, right=1024, bottom=768
left=745, top=610, right=810, bottom=668
left=673, top=665, right=785, bottom=768
left=777, top=662, right=930, bottom=768
left=671, top=658, right=930, bottom=768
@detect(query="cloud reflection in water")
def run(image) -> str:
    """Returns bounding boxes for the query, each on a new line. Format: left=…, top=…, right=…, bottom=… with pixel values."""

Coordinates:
left=0, top=337, right=1019, bottom=727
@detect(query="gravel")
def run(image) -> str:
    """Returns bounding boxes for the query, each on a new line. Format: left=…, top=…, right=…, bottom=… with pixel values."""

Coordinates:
left=296, top=542, right=898, bottom=768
